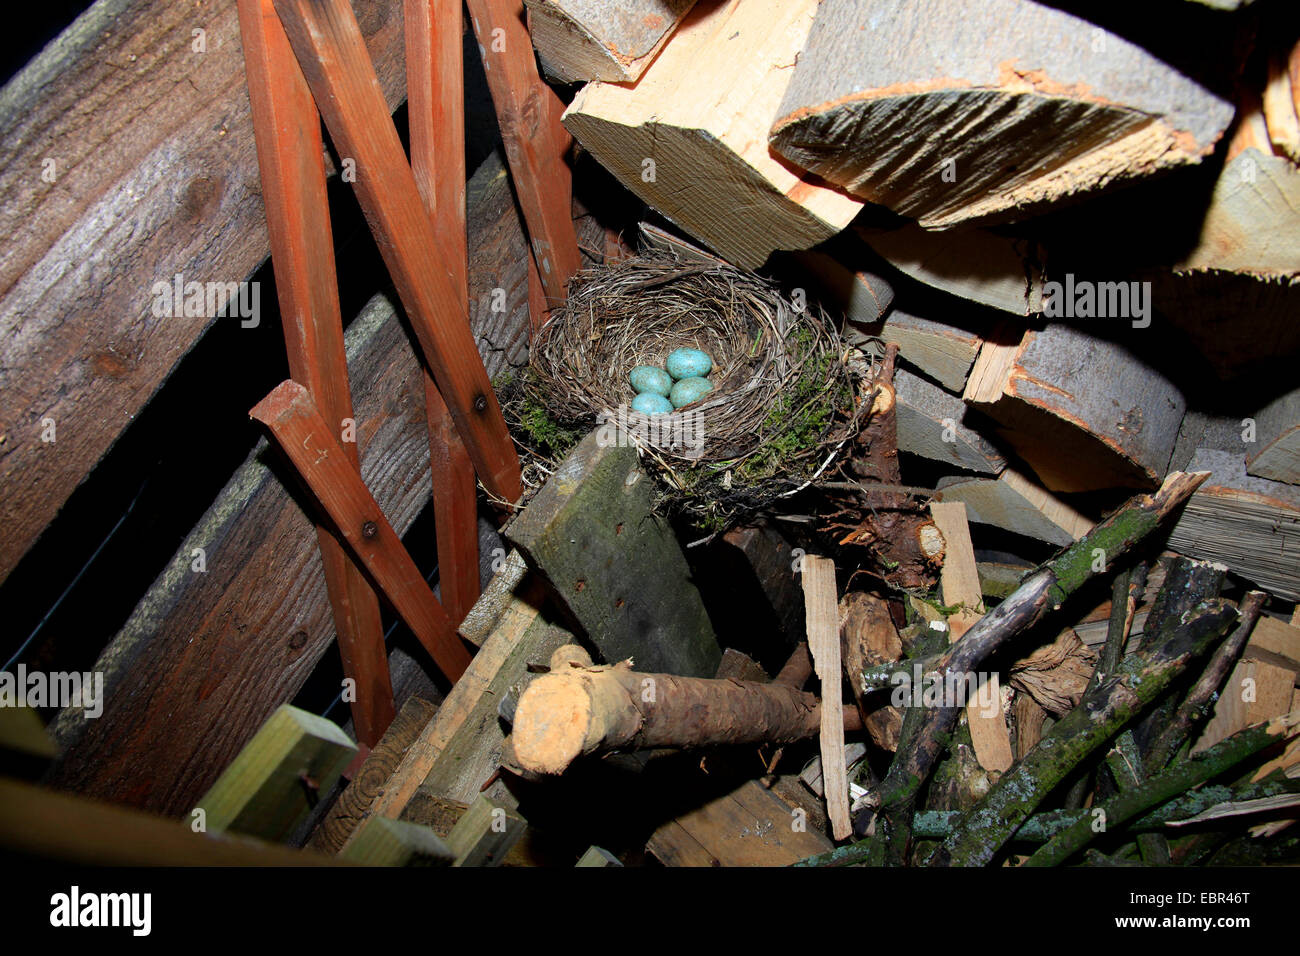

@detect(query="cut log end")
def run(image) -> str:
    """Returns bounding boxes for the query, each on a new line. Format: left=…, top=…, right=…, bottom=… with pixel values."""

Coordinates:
left=511, top=674, right=595, bottom=775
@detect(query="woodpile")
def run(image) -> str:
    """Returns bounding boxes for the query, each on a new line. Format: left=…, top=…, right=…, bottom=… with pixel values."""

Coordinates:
left=3, top=0, right=1300, bottom=887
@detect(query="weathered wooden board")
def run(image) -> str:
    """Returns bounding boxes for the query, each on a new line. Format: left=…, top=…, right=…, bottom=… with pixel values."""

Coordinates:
left=769, top=0, right=1232, bottom=229
left=44, top=154, right=533, bottom=816
left=895, top=369, right=1005, bottom=475
left=562, top=0, right=862, bottom=269
left=504, top=429, right=721, bottom=676
left=963, top=322, right=1185, bottom=492
left=1167, top=448, right=1300, bottom=601
left=937, top=469, right=1094, bottom=547
left=338, top=815, right=453, bottom=865
left=525, top=0, right=696, bottom=83
left=0, top=0, right=411, bottom=586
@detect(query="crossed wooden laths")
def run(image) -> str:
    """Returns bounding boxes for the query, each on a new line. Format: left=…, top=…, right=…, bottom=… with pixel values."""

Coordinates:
left=236, top=0, right=580, bottom=747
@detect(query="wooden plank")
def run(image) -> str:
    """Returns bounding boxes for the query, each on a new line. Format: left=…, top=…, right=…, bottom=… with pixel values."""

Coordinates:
left=0, top=778, right=340, bottom=867
left=445, top=795, right=527, bottom=866
left=359, top=568, right=551, bottom=828
left=0, top=0, right=410, bottom=587
left=504, top=429, right=721, bottom=676
left=930, top=502, right=1012, bottom=773
left=895, top=368, right=1005, bottom=475
left=44, top=152, right=533, bottom=817
left=563, top=0, right=863, bottom=269
left=963, top=322, right=1186, bottom=492
left=801, top=554, right=850, bottom=841
left=251, top=380, right=473, bottom=682
left=192, top=704, right=357, bottom=842
left=468, top=0, right=582, bottom=313
left=649, top=780, right=833, bottom=866
left=339, top=815, right=454, bottom=866
left=769, top=0, right=1231, bottom=229
left=407, top=0, right=481, bottom=624
left=237, top=0, right=394, bottom=746
left=309, top=696, right=438, bottom=854
left=1192, top=658, right=1297, bottom=754
left=525, top=0, right=696, bottom=83
left=274, top=0, right=521, bottom=502
left=937, top=469, right=1094, bottom=546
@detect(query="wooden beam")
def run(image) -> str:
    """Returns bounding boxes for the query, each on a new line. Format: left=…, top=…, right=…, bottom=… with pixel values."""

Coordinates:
left=339, top=815, right=454, bottom=865
left=445, top=795, right=527, bottom=866
left=802, top=554, right=851, bottom=841
left=43, top=153, right=534, bottom=818
left=251, top=380, right=473, bottom=682
left=193, top=704, right=357, bottom=842
left=309, top=696, right=437, bottom=854
left=504, top=429, right=721, bottom=676
left=563, top=0, right=863, bottom=269
left=273, top=0, right=521, bottom=502
left=769, top=0, right=1232, bottom=229
left=524, top=0, right=696, bottom=84
left=237, top=0, right=394, bottom=746
left=406, top=0, right=481, bottom=623
left=468, top=0, right=582, bottom=314
left=0, top=0, right=409, bottom=586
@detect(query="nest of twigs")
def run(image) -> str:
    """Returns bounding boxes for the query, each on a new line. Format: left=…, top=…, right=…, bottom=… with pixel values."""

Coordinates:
left=505, top=253, right=862, bottom=530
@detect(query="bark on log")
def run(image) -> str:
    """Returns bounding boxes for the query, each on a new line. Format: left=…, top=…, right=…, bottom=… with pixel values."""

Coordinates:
left=510, top=645, right=861, bottom=774
left=769, top=0, right=1232, bottom=229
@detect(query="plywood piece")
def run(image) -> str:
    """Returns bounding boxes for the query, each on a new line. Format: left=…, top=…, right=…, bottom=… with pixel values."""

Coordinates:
left=770, top=0, right=1231, bottom=228
left=563, top=0, right=863, bottom=269
left=937, top=469, right=1094, bottom=546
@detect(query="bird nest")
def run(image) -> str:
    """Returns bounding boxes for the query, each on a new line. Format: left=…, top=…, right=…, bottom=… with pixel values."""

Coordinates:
left=506, top=254, right=862, bottom=531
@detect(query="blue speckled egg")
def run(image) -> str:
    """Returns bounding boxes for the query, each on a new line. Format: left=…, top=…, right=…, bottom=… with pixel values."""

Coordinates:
left=669, top=376, right=713, bottom=409
left=631, top=392, right=674, bottom=415
left=666, top=348, right=713, bottom=380
left=629, top=365, right=672, bottom=397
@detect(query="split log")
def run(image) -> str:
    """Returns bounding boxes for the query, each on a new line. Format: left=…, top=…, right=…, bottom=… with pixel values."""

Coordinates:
left=768, top=0, right=1232, bottom=229
left=0, top=0, right=410, bottom=586
left=524, top=0, right=696, bottom=84
left=510, top=645, right=862, bottom=775
left=562, top=0, right=863, bottom=269
left=963, top=322, right=1186, bottom=492
left=847, top=311, right=985, bottom=394
left=1166, top=448, right=1300, bottom=601
left=1191, top=657, right=1297, bottom=755
left=794, top=244, right=895, bottom=330
left=854, top=223, right=1047, bottom=316
left=839, top=592, right=903, bottom=753
left=895, top=369, right=1005, bottom=475
left=1248, top=387, right=1300, bottom=485
left=933, top=598, right=1239, bottom=867
left=937, top=469, right=1093, bottom=546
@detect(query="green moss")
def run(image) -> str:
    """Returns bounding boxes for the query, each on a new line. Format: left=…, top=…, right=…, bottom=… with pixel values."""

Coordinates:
left=518, top=391, right=582, bottom=459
